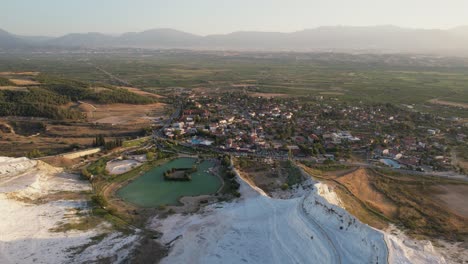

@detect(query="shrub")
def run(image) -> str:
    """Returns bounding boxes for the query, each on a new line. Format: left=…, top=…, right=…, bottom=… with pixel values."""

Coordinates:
left=81, top=168, right=92, bottom=180
left=146, top=151, right=155, bottom=160
left=26, top=149, right=44, bottom=158
left=91, top=195, right=108, bottom=208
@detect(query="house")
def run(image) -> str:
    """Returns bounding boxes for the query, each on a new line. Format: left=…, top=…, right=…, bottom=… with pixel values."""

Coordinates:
left=308, top=134, right=319, bottom=143
left=286, top=145, right=301, bottom=155
left=172, top=122, right=184, bottom=129
left=284, top=112, right=293, bottom=119
left=294, top=136, right=306, bottom=144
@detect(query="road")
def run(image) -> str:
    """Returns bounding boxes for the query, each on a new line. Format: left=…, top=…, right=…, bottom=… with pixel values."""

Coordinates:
left=94, top=66, right=133, bottom=87
left=153, top=103, right=182, bottom=139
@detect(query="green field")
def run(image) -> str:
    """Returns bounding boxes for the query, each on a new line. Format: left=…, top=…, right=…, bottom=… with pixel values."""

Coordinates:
left=1, top=51, right=467, bottom=117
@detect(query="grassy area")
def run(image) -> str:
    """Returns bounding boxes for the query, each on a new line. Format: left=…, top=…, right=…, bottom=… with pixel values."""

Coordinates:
left=284, top=160, right=303, bottom=186
left=1, top=52, right=468, bottom=118
left=300, top=165, right=391, bottom=229
left=374, top=167, right=468, bottom=185
left=301, top=163, right=468, bottom=240
left=370, top=169, right=467, bottom=240
left=122, top=136, right=151, bottom=148
left=49, top=214, right=103, bottom=233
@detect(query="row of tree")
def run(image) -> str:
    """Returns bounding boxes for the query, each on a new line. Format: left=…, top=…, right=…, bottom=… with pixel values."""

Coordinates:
left=92, top=135, right=123, bottom=150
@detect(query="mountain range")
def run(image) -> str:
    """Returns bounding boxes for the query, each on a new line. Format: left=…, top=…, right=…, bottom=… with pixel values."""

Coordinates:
left=2, top=26, right=468, bottom=55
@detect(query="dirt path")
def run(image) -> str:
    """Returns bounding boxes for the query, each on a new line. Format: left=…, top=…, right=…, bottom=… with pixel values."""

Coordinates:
left=298, top=196, right=342, bottom=264
left=428, top=99, right=468, bottom=109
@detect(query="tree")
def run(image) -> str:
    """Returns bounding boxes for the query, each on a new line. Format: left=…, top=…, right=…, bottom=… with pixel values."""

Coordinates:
left=27, top=149, right=43, bottom=158
left=81, top=168, right=92, bottom=180
left=146, top=151, right=155, bottom=160
left=93, top=135, right=106, bottom=147
left=221, top=155, right=231, bottom=166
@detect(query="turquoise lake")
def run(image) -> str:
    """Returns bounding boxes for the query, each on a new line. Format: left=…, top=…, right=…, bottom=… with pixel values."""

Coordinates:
left=116, top=158, right=222, bottom=207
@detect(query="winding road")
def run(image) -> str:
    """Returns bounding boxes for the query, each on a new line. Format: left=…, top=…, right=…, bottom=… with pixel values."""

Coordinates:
left=297, top=195, right=342, bottom=264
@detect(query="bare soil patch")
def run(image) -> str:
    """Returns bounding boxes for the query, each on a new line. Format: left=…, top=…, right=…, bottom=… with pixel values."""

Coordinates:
left=237, top=160, right=288, bottom=194
left=46, top=123, right=120, bottom=137
left=300, top=164, right=389, bottom=229
left=8, top=78, right=40, bottom=86
left=0, top=86, right=28, bottom=91
left=90, top=87, right=112, bottom=93
left=120, top=86, right=163, bottom=99
left=432, top=185, right=468, bottom=218
left=82, top=102, right=166, bottom=125
left=301, top=164, right=468, bottom=239
left=319, top=92, right=345, bottom=96
left=429, top=99, right=468, bottom=109
left=337, top=168, right=398, bottom=218
left=248, top=92, right=289, bottom=98
left=0, top=133, right=94, bottom=157
left=0, top=71, right=39, bottom=76
left=40, top=156, right=80, bottom=168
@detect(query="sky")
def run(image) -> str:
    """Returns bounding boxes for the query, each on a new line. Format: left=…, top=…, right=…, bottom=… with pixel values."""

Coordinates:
left=2, top=0, right=468, bottom=36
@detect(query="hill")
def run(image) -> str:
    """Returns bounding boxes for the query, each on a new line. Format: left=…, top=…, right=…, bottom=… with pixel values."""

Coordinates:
left=48, top=32, right=114, bottom=47
left=0, top=29, right=28, bottom=50
left=2, top=26, right=468, bottom=55
left=0, top=74, right=156, bottom=120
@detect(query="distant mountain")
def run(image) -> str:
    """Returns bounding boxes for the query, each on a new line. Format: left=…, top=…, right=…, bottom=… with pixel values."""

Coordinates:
left=48, top=32, right=114, bottom=47
left=0, top=29, right=28, bottom=49
left=16, top=35, right=54, bottom=44
left=2, top=26, right=468, bottom=55
left=200, top=26, right=468, bottom=53
left=47, top=29, right=200, bottom=48
left=118, top=28, right=200, bottom=48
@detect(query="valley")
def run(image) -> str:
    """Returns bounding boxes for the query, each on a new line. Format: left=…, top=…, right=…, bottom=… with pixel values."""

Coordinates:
left=0, top=51, right=467, bottom=263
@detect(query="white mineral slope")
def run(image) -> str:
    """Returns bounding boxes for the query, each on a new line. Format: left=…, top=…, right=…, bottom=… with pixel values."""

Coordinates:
left=0, top=157, right=39, bottom=193
left=0, top=157, right=138, bottom=264
left=153, top=174, right=389, bottom=264
left=384, top=227, right=447, bottom=264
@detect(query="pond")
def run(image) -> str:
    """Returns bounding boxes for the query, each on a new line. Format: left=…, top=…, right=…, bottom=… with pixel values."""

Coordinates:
left=379, top=158, right=401, bottom=169
left=116, top=158, right=222, bottom=207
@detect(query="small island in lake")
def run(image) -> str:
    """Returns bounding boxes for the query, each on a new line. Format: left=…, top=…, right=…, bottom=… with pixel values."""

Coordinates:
left=163, top=166, right=197, bottom=181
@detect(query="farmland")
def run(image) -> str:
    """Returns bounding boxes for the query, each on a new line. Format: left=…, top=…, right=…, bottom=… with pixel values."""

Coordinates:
left=1, top=51, right=467, bottom=118
left=1, top=50, right=466, bottom=263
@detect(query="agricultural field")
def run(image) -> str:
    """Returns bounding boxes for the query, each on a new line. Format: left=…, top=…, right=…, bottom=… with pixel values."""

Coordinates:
left=1, top=50, right=466, bottom=263
left=1, top=52, right=467, bottom=117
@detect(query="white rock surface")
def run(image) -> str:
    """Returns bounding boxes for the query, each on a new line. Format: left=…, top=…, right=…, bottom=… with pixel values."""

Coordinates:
left=0, top=157, right=138, bottom=264
left=153, top=171, right=446, bottom=264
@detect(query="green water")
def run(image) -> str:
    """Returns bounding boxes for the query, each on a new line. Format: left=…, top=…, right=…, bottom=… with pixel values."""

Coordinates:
left=116, top=158, right=222, bottom=207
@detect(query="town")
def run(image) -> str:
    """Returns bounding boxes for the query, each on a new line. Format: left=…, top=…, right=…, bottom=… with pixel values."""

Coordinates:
left=160, top=90, right=467, bottom=175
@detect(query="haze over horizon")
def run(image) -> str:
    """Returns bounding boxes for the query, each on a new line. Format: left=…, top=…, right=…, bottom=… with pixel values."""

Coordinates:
left=3, top=0, right=468, bottom=37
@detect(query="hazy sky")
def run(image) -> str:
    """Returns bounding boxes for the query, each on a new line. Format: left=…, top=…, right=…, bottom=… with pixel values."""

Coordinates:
left=3, top=0, right=468, bottom=36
